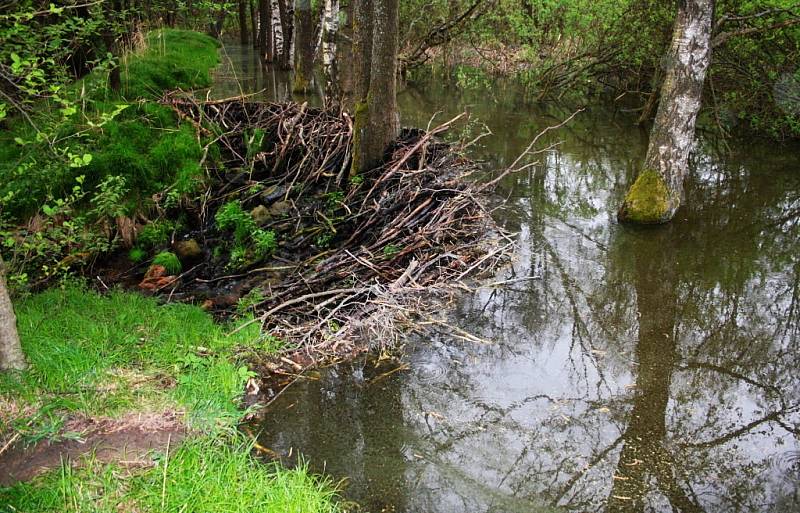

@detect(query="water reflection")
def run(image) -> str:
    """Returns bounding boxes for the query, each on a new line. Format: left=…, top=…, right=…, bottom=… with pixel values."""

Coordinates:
left=213, top=44, right=800, bottom=512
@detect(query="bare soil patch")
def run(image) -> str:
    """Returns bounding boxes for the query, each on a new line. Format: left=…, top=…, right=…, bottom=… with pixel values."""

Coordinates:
left=0, top=411, right=185, bottom=486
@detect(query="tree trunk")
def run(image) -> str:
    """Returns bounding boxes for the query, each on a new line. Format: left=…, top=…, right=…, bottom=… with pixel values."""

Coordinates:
left=618, top=0, right=714, bottom=224
left=239, top=0, right=250, bottom=45
left=0, top=257, right=25, bottom=371
left=276, top=0, right=292, bottom=69
left=351, top=0, right=400, bottom=175
left=259, top=0, right=273, bottom=62
left=351, top=0, right=372, bottom=101
left=271, top=0, right=284, bottom=64
left=249, top=0, right=258, bottom=48
left=322, top=0, right=340, bottom=100
left=292, top=0, right=314, bottom=92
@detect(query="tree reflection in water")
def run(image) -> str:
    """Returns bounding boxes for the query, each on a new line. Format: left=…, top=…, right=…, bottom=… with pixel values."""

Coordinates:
left=252, top=87, right=800, bottom=512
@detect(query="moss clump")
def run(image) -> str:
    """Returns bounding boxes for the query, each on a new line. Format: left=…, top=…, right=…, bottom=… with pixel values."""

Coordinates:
left=152, top=251, right=182, bottom=275
left=618, top=168, right=675, bottom=224
left=128, top=247, right=147, bottom=263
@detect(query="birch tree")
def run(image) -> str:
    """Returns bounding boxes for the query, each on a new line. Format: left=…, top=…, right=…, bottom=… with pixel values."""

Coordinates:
left=618, top=0, right=714, bottom=224
left=274, top=0, right=292, bottom=69
left=351, top=0, right=400, bottom=175
left=0, top=257, right=25, bottom=371
left=321, top=0, right=340, bottom=99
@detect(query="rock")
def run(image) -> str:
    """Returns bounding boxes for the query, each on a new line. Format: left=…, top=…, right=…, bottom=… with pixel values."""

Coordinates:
left=173, top=239, right=203, bottom=263
left=251, top=205, right=271, bottom=225
left=138, top=265, right=177, bottom=291
left=260, top=185, right=288, bottom=204
left=269, top=200, right=292, bottom=217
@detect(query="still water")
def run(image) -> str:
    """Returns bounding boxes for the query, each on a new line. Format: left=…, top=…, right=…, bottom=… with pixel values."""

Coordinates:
left=210, top=44, right=800, bottom=512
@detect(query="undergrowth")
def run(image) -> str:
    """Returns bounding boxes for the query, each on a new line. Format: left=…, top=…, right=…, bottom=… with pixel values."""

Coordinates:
left=0, top=29, right=220, bottom=292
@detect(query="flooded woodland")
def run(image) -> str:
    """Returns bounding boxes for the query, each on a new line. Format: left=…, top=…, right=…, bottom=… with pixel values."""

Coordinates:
left=212, top=43, right=800, bottom=513
left=2, top=3, right=799, bottom=511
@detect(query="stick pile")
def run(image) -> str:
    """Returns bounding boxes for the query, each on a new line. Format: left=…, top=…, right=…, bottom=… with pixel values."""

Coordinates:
left=162, top=95, right=510, bottom=356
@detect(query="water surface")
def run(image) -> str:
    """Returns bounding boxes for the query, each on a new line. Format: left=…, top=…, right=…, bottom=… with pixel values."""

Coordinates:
left=211, top=44, right=800, bottom=513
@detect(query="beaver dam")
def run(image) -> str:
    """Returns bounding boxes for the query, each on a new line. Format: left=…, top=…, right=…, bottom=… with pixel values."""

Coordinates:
left=101, top=96, right=512, bottom=373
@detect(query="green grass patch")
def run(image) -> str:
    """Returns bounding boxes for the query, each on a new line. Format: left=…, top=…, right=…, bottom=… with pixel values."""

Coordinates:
left=0, top=287, right=338, bottom=513
left=119, top=29, right=221, bottom=100
left=0, top=284, right=263, bottom=432
left=0, top=435, right=341, bottom=513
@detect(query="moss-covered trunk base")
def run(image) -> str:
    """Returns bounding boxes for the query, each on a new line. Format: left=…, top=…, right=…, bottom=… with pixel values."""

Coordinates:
left=617, top=169, right=679, bottom=224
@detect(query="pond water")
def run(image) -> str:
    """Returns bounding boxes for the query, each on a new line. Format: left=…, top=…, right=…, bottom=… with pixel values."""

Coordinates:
left=210, top=44, right=800, bottom=512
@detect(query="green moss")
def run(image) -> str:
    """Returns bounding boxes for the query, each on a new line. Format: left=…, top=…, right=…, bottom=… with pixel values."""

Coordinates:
left=619, top=168, right=675, bottom=224
left=152, top=251, right=182, bottom=274
left=128, top=247, right=147, bottom=263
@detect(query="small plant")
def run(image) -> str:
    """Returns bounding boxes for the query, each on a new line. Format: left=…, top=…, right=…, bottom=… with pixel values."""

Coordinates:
left=152, top=251, right=182, bottom=274
left=383, top=244, right=401, bottom=257
left=349, top=174, right=364, bottom=186
left=215, top=200, right=255, bottom=243
left=315, top=232, right=333, bottom=248
left=253, top=229, right=277, bottom=259
left=137, top=220, right=175, bottom=249
left=90, top=175, right=129, bottom=219
left=324, top=190, right=345, bottom=211
left=227, top=245, right=248, bottom=270
left=128, top=247, right=147, bottom=263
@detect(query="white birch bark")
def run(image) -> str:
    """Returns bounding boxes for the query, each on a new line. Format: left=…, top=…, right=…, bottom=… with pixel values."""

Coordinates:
left=271, top=0, right=284, bottom=58
left=322, top=0, right=339, bottom=97
left=619, top=0, right=714, bottom=224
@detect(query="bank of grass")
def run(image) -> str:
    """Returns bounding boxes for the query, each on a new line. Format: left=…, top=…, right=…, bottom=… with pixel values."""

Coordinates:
left=2, top=437, right=341, bottom=513
left=0, top=29, right=219, bottom=219
left=0, top=285, right=339, bottom=512
left=0, top=283, right=268, bottom=432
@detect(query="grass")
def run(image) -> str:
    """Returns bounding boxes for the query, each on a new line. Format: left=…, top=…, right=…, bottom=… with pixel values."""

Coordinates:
left=0, top=436, right=341, bottom=513
left=120, top=29, right=221, bottom=100
left=0, top=283, right=264, bottom=432
left=0, top=285, right=339, bottom=513
left=0, top=29, right=219, bottom=219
